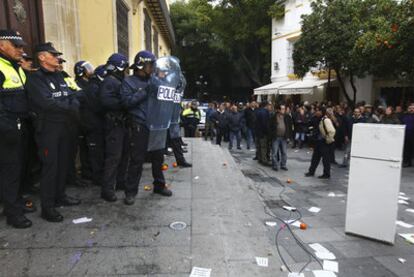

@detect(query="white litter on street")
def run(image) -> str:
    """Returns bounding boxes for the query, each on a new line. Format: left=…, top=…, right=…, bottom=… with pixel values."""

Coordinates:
left=194, top=176, right=199, bottom=180
left=189, top=267, right=211, bottom=277
left=399, top=233, right=414, bottom=244
left=323, top=260, right=338, bottom=273
left=406, top=209, right=414, bottom=214
left=309, top=243, right=331, bottom=253
left=398, top=258, right=406, bottom=264
left=72, top=217, right=93, bottom=224
left=308, top=207, right=321, bottom=213
left=396, top=221, right=414, bottom=228
left=288, top=272, right=304, bottom=277
left=399, top=196, right=410, bottom=201
left=398, top=200, right=409, bottom=205
left=312, top=270, right=337, bottom=277
left=255, top=257, right=268, bottom=267
left=265, top=221, right=277, bottom=227
left=315, top=251, right=336, bottom=260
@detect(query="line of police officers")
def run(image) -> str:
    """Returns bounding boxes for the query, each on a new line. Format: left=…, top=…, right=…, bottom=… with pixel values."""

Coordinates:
left=0, top=29, right=191, bottom=229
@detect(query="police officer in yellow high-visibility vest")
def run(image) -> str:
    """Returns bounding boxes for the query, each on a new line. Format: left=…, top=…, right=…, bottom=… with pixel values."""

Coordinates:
left=182, top=100, right=201, bottom=137
left=0, top=30, right=32, bottom=228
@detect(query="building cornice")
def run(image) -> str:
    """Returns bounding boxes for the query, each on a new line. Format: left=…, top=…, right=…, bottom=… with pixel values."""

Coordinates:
left=145, top=0, right=175, bottom=47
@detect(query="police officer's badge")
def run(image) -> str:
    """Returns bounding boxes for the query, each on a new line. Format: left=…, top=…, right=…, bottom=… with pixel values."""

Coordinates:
left=50, top=82, right=56, bottom=90
left=11, top=76, right=19, bottom=83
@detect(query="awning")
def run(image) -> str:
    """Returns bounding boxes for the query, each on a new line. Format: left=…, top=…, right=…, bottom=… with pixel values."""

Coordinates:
left=253, top=81, right=294, bottom=95
left=278, top=79, right=330, bottom=95
left=254, top=79, right=330, bottom=96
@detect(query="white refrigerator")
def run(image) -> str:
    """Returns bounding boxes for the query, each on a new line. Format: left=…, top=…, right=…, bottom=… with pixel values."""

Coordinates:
left=345, top=123, right=406, bottom=244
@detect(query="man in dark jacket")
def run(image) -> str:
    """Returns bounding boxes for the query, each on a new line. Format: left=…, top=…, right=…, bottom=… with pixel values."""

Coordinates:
left=269, top=105, right=293, bottom=170
left=340, top=108, right=366, bottom=168
left=99, top=53, right=130, bottom=202
left=255, top=102, right=272, bottom=165
left=402, top=103, right=414, bottom=167
left=227, top=105, right=245, bottom=150
left=211, top=103, right=227, bottom=146
left=27, top=42, right=81, bottom=222
left=244, top=101, right=256, bottom=150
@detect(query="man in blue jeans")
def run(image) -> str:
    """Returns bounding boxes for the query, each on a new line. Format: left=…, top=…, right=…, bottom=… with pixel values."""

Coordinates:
left=269, top=104, right=293, bottom=171
left=227, top=105, right=244, bottom=150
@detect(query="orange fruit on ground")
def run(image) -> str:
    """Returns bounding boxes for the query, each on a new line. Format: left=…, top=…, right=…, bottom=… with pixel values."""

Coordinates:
left=172, top=162, right=178, bottom=168
left=300, top=223, right=308, bottom=230
left=287, top=178, right=292, bottom=184
left=161, top=164, right=168, bottom=171
left=144, top=185, right=152, bottom=191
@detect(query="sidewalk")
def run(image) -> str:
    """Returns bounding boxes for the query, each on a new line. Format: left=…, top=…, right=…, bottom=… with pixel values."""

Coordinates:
left=0, top=139, right=282, bottom=276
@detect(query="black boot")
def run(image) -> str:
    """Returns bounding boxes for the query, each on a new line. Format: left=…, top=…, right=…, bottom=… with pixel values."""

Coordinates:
left=101, top=192, right=117, bottom=202
left=153, top=184, right=173, bottom=197
left=7, top=214, right=32, bottom=229
left=41, top=208, right=64, bottom=222
left=178, top=161, right=192, bottom=168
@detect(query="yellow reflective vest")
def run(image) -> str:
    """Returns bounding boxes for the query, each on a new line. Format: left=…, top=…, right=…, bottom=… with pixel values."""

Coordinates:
left=0, top=56, right=26, bottom=92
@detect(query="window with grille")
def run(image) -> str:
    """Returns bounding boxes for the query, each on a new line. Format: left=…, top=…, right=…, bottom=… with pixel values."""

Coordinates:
left=153, top=27, right=159, bottom=58
left=116, top=0, right=129, bottom=58
left=144, top=9, right=152, bottom=51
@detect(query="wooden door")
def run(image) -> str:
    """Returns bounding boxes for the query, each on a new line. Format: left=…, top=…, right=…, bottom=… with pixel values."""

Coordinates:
left=0, top=0, right=44, bottom=55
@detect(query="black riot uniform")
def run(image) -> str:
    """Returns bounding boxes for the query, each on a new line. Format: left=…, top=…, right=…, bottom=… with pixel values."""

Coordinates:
left=99, top=53, right=129, bottom=202
left=121, top=51, right=174, bottom=205
left=0, top=30, right=32, bottom=228
left=168, top=73, right=191, bottom=167
left=26, top=42, right=81, bottom=222
left=81, top=66, right=106, bottom=187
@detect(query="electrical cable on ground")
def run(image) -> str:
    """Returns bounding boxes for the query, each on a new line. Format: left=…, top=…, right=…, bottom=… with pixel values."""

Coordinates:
left=255, top=167, right=323, bottom=274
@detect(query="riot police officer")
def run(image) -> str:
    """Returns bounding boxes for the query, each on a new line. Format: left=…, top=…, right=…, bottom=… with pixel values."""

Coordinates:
left=26, top=42, right=81, bottom=222
left=82, top=65, right=107, bottom=187
left=74, top=60, right=95, bottom=182
left=0, top=30, right=32, bottom=228
left=121, top=51, right=172, bottom=205
left=99, top=53, right=130, bottom=202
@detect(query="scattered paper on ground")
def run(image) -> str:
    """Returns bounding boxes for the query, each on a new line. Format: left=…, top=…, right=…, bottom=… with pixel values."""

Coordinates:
left=194, top=176, right=199, bottom=180
left=399, top=200, right=409, bottom=205
left=398, top=258, right=406, bottom=264
left=285, top=220, right=302, bottom=228
left=255, top=257, right=268, bottom=267
left=288, top=273, right=304, bottom=277
left=189, top=267, right=211, bottom=277
left=308, top=207, right=321, bottom=213
left=396, top=221, right=414, bottom=228
left=265, top=221, right=277, bottom=227
left=315, top=251, right=336, bottom=260
left=323, top=260, right=338, bottom=273
left=312, top=270, right=337, bottom=277
left=73, top=217, right=93, bottom=224
left=328, top=192, right=336, bottom=197
left=399, top=233, right=414, bottom=244
left=309, top=243, right=330, bottom=253
left=406, top=209, right=414, bottom=214
left=399, top=196, right=410, bottom=201
left=283, top=205, right=297, bottom=211
left=400, top=192, right=406, bottom=196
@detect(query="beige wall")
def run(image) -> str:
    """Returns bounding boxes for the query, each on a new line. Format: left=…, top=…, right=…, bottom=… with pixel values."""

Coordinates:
left=42, top=0, right=81, bottom=72
left=42, top=0, right=172, bottom=72
left=77, top=0, right=116, bottom=67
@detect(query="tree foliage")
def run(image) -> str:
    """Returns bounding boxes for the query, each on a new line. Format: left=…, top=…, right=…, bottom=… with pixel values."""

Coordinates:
left=293, top=0, right=413, bottom=104
left=171, top=0, right=284, bottom=100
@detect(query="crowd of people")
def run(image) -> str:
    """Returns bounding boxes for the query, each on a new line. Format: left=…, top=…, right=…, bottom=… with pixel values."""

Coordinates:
left=200, top=100, right=414, bottom=178
left=0, top=30, right=191, bottom=229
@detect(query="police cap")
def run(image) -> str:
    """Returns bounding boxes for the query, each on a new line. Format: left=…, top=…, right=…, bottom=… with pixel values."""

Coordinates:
left=0, top=29, right=26, bottom=46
